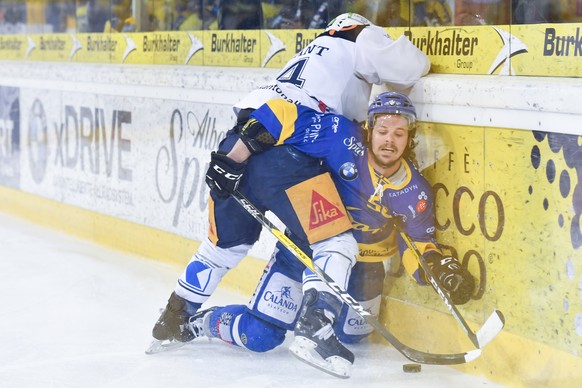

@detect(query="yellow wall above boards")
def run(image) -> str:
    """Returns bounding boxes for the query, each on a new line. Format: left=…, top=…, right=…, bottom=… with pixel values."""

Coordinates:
left=1, top=23, right=581, bottom=77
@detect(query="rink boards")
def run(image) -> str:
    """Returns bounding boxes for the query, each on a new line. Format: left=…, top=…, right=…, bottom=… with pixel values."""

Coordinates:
left=0, top=62, right=581, bottom=386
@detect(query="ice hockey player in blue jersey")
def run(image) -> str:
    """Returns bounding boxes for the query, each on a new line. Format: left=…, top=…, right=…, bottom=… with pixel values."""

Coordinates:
left=185, top=92, right=475, bottom=378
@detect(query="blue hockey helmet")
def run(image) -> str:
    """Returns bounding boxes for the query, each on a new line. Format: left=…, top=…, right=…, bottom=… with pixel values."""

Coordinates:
left=367, top=92, right=416, bottom=130
left=325, top=13, right=371, bottom=32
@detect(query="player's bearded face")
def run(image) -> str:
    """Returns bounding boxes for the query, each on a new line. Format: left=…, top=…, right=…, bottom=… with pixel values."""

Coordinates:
left=368, top=114, right=409, bottom=171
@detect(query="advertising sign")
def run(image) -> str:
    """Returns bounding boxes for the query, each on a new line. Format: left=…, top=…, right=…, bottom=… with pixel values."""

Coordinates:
left=18, top=88, right=230, bottom=242
left=0, top=86, right=20, bottom=188
left=202, top=30, right=262, bottom=67
left=388, top=123, right=582, bottom=355
left=3, top=24, right=581, bottom=76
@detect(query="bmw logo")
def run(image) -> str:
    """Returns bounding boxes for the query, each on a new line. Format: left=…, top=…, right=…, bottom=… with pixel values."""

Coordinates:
left=339, top=162, right=358, bottom=180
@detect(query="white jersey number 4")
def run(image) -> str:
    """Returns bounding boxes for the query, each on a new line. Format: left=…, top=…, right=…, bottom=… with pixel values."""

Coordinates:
left=277, top=58, right=308, bottom=88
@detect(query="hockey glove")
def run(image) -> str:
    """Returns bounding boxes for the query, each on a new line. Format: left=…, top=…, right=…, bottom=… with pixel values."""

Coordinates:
left=240, top=118, right=276, bottom=154
left=423, top=252, right=475, bottom=305
left=205, top=151, right=246, bottom=198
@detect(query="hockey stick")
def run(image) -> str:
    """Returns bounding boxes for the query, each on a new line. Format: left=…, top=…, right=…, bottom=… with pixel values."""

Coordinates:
left=230, top=189, right=481, bottom=365
left=398, top=230, right=505, bottom=349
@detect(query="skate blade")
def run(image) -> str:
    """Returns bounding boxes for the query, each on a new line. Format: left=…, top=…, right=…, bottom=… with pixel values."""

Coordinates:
left=289, top=337, right=352, bottom=379
left=145, top=338, right=187, bottom=355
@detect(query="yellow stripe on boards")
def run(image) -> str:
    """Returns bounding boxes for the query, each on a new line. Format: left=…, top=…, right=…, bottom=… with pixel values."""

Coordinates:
left=0, top=185, right=264, bottom=296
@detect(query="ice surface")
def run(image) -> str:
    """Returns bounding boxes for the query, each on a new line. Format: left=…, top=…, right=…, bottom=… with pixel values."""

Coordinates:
left=0, top=212, right=502, bottom=388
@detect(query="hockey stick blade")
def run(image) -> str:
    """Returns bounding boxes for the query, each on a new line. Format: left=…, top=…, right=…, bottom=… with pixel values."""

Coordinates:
left=399, top=230, right=505, bottom=349
left=475, top=309, right=505, bottom=348
left=316, top=259, right=481, bottom=365
left=231, top=190, right=480, bottom=365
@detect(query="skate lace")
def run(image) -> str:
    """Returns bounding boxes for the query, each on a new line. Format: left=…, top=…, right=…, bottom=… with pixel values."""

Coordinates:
left=187, top=316, right=205, bottom=338
left=313, top=323, right=334, bottom=341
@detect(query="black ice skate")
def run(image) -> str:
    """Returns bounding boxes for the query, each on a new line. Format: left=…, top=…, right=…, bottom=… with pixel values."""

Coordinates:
left=289, top=290, right=354, bottom=378
left=146, top=299, right=217, bottom=355
left=146, top=292, right=199, bottom=355
left=152, top=292, right=199, bottom=342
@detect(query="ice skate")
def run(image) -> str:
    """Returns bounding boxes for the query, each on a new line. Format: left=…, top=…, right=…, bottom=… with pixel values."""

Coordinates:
left=289, top=290, right=354, bottom=378
left=186, top=306, right=218, bottom=339
left=151, top=292, right=199, bottom=342
left=146, top=305, right=217, bottom=355
left=146, top=292, right=200, bottom=355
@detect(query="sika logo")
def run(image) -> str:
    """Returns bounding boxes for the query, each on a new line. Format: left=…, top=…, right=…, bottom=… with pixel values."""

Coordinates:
left=309, top=191, right=345, bottom=229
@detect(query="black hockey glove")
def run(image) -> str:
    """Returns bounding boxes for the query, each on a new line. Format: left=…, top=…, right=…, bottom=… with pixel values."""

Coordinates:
left=240, top=118, right=276, bottom=154
left=205, top=151, right=246, bottom=198
left=423, top=252, right=475, bottom=305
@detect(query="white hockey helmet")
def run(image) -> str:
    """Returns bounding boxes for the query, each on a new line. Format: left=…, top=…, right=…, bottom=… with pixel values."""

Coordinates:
left=325, top=13, right=372, bottom=32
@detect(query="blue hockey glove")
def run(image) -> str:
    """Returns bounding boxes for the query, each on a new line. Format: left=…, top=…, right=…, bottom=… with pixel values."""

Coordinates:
left=205, top=151, right=245, bottom=198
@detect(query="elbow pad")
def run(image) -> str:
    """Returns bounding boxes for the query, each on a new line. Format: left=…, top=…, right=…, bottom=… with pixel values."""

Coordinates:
left=240, top=118, right=276, bottom=154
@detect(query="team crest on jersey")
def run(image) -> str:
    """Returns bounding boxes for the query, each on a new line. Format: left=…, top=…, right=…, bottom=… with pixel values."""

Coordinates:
left=416, top=191, right=428, bottom=213
left=339, top=162, right=358, bottom=180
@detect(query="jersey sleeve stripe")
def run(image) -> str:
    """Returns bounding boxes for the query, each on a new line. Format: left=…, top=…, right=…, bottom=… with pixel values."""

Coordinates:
left=265, top=99, right=299, bottom=145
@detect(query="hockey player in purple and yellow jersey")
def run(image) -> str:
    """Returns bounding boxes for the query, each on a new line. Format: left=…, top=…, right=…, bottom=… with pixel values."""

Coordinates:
left=251, top=94, right=438, bottom=281
left=190, top=92, right=475, bottom=377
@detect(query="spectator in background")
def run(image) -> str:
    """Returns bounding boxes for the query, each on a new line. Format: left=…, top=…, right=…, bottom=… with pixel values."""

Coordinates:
left=0, top=1, right=26, bottom=34
left=142, top=13, right=161, bottom=32
left=173, top=0, right=197, bottom=30
left=348, top=0, right=379, bottom=24
left=266, top=1, right=303, bottom=29
left=454, top=0, right=509, bottom=25
left=304, top=0, right=346, bottom=29
left=86, top=0, right=111, bottom=32
left=45, top=0, right=76, bottom=33
left=218, top=0, right=263, bottom=29
left=173, top=0, right=218, bottom=30
left=82, top=0, right=136, bottom=33
left=261, top=0, right=291, bottom=28
left=512, top=0, right=561, bottom=24
left=348, top=0, right=409, bottom=27
left=377, top=0, right=408, bottom=27
left=108, top=0, right=137, bottom=32
left=265, top=0, right=345, bottom=29
left=204, top=0, right=220, bottom=28
left=76, top=0, right=90, bottom=32
left=413, top=0, right=452, bottom=26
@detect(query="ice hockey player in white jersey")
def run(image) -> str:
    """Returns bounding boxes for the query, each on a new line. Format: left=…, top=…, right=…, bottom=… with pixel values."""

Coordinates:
left=150, top=13, right=431, bottom=371
left=235, top=12, right=430, bottom=122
